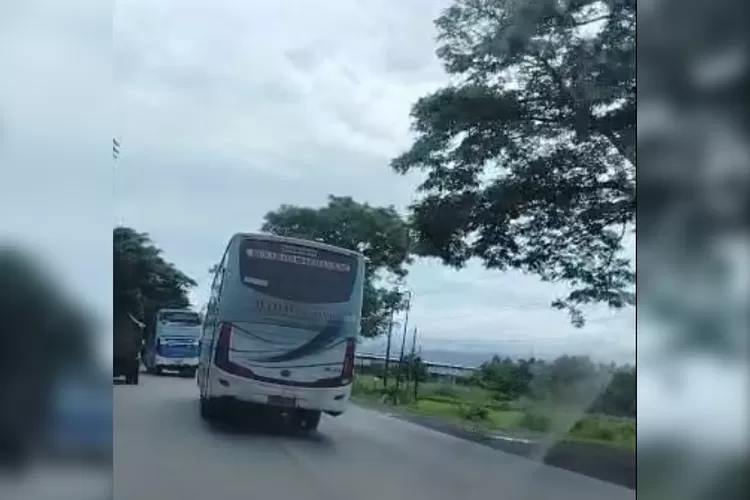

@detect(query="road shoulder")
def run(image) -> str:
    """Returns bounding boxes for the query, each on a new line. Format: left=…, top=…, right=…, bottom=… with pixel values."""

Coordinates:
left=352, top=399, right=635, bottom=490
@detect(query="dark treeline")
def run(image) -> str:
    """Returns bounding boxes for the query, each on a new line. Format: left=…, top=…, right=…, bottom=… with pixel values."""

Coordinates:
left=362, top=353, right=635, bottom=419
left=470, top=355, right=636, bottom=418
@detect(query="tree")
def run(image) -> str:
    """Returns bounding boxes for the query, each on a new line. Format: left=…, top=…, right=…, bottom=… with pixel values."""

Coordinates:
left=469, top=353, right=635, bottom=417
left=532, top=354, right=603, bottom=402
left=472, top=355, right=533, bottom=401
left=113, top=226, right=196, bottom=331
left=397, top=353, right=428, bottom=383
left=261, top=195, right=413, bottom=338
left=391, top=0, right=635, bottom=326
left=590, top=364, right=635, bottom=417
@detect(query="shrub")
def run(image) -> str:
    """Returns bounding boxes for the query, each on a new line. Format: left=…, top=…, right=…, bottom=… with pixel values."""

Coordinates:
left=518, top=411, right=552, bottom=432
left=458, top=403, right=489, bottom=422
left=571, top=416, right=634, bottom=443
left=488, top=401, right=512, bottom=411
left=428, top=384, right=463, bottom=399
left=597, top=426, right=616, bottom=440
left=381, top=385, right=413, bottom=405
left=352, top=376, right=382, bottom=396
left=422, top=394, right=461, bottom=405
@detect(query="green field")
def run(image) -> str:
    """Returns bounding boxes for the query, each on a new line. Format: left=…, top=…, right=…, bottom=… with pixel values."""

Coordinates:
left=351, top=375, right=635, bottom=451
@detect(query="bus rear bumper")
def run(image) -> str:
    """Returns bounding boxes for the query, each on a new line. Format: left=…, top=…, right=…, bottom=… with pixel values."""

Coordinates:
left=155, top=355, right=199, bottom=368
left=205, top=367, right=352, bottom=415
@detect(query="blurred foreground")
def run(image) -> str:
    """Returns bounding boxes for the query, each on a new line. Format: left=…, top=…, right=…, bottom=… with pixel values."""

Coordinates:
left=0, top=246, right=112, bottom=500
left=0, top=465, right=111, bottom=500
left=1, top=0, right=112, bottom=496
left=638, top=0, right=750, bottom=498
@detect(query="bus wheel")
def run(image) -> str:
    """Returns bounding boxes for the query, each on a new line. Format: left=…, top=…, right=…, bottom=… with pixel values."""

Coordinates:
left=200, top=397, right=221, bottom=421
left=296, top=410, right=321, bottom=432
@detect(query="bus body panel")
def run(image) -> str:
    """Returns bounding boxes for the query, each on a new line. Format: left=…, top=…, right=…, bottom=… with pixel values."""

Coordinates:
left=204, top=366, right=353, bottom=415
left=198, top=233, right=364, bottom=416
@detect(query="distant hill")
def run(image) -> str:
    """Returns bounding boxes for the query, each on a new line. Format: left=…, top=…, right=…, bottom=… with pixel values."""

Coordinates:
left=358, top=339, right=521, bottom=368
left=358, top=336, right=634, bottom=366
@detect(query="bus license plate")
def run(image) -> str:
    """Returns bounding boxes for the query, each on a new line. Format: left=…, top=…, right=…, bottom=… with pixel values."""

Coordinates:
left=267, top=395, right=296, bottom=408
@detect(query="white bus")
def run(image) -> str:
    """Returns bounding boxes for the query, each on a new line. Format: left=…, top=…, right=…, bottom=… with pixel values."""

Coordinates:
left=197, top=233, right=365, bottom=431
left=143, top=309, right=202, bottom=377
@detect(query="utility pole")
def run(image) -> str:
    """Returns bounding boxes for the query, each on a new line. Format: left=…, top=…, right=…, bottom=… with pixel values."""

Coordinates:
left=382, top=308, right=395, bottom=389
left=394, top=324, right=408, bottom=391
left=408, top=327, right=418, bottom=379
left=394, top=291, right=411, bottom=391
left=411, top=328, right=419, bottom=401
left=405, top=326, right=417, bottom=386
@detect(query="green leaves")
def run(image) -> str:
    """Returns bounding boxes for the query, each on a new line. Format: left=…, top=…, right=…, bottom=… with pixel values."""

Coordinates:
left=113, top=226, right=196, bottom=324
left=262, top=196, right=413, bottom=338
left=393, top=0, right=635, bottom=326
left=472, top=353, right=635, bottom=418
left=263, top=196, right=413, bottom=278
left=473, top=355, right=534, bottom=401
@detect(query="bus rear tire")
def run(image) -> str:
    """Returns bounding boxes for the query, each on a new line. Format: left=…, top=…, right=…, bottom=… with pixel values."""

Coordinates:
left=200, top=397, right=221, bottom=421
left=296, top=410, right=321, bottom=432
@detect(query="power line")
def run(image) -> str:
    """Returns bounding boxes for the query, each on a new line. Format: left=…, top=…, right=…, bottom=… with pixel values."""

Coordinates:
left=412, top=309, right=633, bottom=325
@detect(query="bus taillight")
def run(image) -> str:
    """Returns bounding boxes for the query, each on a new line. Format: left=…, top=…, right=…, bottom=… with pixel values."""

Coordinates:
left=213, top=322, right=233, bottom=369
left=214, top=322, right=256, bottom=378
left=341, top=339, right=355, bottom=382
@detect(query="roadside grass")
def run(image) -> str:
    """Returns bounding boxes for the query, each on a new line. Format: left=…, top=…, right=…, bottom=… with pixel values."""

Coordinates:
left=351, top=375, right=635, bottom=451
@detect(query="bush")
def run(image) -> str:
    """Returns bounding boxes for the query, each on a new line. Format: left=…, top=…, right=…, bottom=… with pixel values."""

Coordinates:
left=458, top=403, right=490, bottom=422
left=381, top=385, right=413, bottom=405
left=352, top=376, right=382, bottom=396
left=422, top=394, right=462, bottom=405
left=490, top=391, right=514, bottom=402
left=588, top=424, right=615, bottom=441
left=518, top=411, right=552, bottom=432
left=571, top=416, right=634, bottom=444
left=426, top=384, right=463, bottom=399
left=488, top=400, right=512, bottom=411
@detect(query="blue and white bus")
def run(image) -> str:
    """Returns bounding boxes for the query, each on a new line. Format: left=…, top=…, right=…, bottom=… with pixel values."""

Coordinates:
left=144, top=309, right=202, bottom=377
left=197, top=233, right=365, bottom=431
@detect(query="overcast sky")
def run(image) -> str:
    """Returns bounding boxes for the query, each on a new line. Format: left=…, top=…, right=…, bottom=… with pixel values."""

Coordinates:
left=110, top=0, right=635, bottom=363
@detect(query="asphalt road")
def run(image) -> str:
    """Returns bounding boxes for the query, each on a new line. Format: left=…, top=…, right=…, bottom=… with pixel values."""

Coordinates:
left=114, top=375, right=635, bottom=500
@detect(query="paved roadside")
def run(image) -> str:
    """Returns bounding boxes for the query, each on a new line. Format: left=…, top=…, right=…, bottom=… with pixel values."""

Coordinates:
left=353, top=399, right=636, bottom=490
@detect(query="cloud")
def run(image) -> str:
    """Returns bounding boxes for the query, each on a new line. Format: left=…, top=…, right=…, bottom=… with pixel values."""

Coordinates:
left=404, top=260, right=635, bottom=362
left=115, top=0, right=445, bottom=176
left=114, top=0, right=635, bottom=363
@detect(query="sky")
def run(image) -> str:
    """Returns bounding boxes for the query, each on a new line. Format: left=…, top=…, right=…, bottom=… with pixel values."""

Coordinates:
left=110, top=0, right=635, bottom=364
